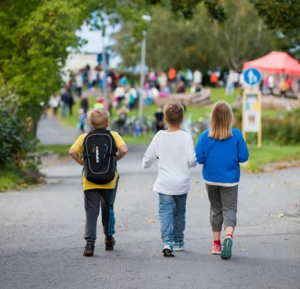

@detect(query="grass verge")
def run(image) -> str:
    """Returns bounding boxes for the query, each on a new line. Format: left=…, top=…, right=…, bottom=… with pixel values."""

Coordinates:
left=0, top=169, right=26, bottom=192
left=245, top=145, right=300, bottom=172
left=0, top=167, right=44, bottom=192
left=37, top=144, right=71, bottom=157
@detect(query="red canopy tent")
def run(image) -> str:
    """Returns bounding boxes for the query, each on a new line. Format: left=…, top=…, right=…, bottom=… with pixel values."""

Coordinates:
left=243, top=51, right=300, bottom=76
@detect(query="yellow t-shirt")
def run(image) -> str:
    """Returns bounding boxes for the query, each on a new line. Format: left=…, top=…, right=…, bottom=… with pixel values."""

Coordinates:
left=71, top=131, right=126, bottom=191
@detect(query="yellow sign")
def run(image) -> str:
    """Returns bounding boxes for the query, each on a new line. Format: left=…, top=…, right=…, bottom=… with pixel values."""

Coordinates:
left=242, top=91, right=262, bottom=147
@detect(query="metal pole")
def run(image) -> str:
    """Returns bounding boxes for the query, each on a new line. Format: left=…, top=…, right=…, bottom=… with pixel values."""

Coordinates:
left=102, top=27, right=107, bottom=109
left=139, top=31, right=146, bottom=125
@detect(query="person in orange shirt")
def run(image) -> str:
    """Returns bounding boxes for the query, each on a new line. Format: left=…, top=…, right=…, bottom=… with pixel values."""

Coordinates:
left=168, top=67, right=177, bottom=81
left=286, top=76, right=293, bottom=97
left=168, top=67, right=177, bottom=92
left=210, top=71, right=219, bottom=88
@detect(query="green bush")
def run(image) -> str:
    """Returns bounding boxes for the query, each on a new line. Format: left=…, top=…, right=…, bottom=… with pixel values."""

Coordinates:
left=262, top=109, right=300, bottom=145
left=0, top=89, right=38, bottom=168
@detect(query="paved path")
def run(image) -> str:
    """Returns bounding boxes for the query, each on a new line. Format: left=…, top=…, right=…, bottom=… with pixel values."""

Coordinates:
left=1, top=145, right=300, bottom=289
left=37, top=115, right=79, bottom=145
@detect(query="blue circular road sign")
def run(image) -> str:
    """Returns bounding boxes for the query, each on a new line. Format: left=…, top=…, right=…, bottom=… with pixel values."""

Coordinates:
left=243, top=68, right=261, bottom=86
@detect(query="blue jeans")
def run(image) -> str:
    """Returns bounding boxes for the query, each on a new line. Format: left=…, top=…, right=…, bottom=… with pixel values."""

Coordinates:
left=158, top=193, right=187, bottom=243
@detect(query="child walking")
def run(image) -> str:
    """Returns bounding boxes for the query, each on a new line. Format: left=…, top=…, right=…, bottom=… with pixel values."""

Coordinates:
left=195, top=101, right=249, bottom=260
left=142, top=102, right=197, bottom=257
left=69, top=108, right=128, bottom=257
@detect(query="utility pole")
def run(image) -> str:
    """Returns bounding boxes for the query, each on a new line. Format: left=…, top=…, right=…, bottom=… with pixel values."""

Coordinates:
left=101, top=26, right=108, bottom=109
left=139, top=31, right=146, bottom=125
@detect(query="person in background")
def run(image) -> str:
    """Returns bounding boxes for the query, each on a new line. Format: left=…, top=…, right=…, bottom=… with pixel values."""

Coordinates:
left=193, top=68, right=202, bottom=86
left=81, top=93, right=89, bottom=114
left=286, top=76, right=293, bottom=97
left=76, top=72, right=83, bottom=97
left=186, top=68, right=193, bottom=87
left=233, top=71, right=240, bottom=88
left=116, top=106, right=129, bottom=132
left=280, top=77, right=288, bottom=98
left=158, top=72, right=168, bottom=90
left=78, top=108, right=87, bottom=133
left=129, top=85, right=138, bottom=110
left=115, top=85, right=125, bottom=107
left=93, top=97, right=104, bottom=109
left=119, top=75, right=128, bottom=86
left=178, top=68, right=186, bottom=83
left=262, top=76, right=269, bottom=95
left=225, top=70, right=235, bottom=96
left=49, top=95, right=60, bottom=116
left=268, top=75, right=274, bottom=95
left=168, top=67, right=177, bottom=91
left=154, top=107, right=165, bottom=132
left=60, top=88, right=70, bottom=117
left=210, top=71, right=219, bottom=88
left=68, top=92, right=75, bottom=116
left=149, top=69, right=157, bottom=87
left=176, top=81, right=186, bottom=93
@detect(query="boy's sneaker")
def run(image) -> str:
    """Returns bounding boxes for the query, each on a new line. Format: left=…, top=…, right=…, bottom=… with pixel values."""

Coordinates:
left=212, top=243, right=222, bottom=255
left=162, top=241, right=175, bottom=257
left=83, top=242, right=95, bottom=257
left=221, top=236, right=233, bottom=260
left=105, top=236, right=116, bottom=251
left=173, top=241, right=185, bottom=251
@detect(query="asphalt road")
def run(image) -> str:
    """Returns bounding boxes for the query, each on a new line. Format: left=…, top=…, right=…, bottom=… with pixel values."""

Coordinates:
left=1, top=145, right=300, bottom=289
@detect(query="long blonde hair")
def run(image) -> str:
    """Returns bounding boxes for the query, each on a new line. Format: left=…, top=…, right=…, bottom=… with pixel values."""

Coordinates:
left=209, top=101, right=234, bottom=140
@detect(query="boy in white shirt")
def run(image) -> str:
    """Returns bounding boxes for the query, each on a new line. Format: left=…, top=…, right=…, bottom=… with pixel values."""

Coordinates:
left=142, top=102, right=197, bottom=256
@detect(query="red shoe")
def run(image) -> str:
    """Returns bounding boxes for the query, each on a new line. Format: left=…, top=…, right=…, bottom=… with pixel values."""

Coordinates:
left=212, top=243, right=222, bottom=255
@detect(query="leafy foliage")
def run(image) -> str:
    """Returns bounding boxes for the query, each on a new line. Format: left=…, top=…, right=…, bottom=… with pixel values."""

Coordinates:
left=115, top=0, right=274, bottom=70
left=0, top=87, right=37, bottom=168
left=263, top=109, right=300, bottom=145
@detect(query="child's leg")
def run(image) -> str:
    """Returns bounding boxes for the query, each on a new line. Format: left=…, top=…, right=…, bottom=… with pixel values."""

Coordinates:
left=158, top=193, right=175, bottom=243
left=219, top=185, right=238, bottom=260
left=206, top=184, right=223, bottom=236
left=99, top=178, right=119, bottom=238
left=219, top=185, right=238, bottom=235
left=173, top=194, right=187, bottom=243
left=84, top=190, right=101, bottom=243
left=206, top=184, right=223, bottom=254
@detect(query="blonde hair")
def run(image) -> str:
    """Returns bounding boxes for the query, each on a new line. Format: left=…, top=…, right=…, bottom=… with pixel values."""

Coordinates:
left=164, top=102, right=184, bottom=126
left=209, top=101, right=234, bottom=140
left=88, top=108, right=110, bottom=129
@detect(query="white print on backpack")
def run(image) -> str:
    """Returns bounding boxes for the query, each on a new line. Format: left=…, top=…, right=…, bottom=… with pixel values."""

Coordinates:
left=95, top=146, right=99, bottom=163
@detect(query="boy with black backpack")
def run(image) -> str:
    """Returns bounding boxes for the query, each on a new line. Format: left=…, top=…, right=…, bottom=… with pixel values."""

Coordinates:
left=69, top=108, right=128, bottom=257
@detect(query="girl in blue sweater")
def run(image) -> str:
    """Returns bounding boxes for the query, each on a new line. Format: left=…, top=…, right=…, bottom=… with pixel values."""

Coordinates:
left=195, top=101, right=249, bottom=260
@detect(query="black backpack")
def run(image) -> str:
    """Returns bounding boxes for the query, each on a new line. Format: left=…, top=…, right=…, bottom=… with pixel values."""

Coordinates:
left=82, top=129, right=117, bottom=184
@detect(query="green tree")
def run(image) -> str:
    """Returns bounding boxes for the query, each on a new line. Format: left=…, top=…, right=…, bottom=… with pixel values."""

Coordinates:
left=0, top=0, right=91, bottom=131
left=115, top=0, right=274, bottom=71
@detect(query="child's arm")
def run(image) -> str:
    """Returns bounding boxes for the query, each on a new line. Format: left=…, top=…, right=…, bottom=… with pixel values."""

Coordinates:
left=238, top=135, right=249, bottom=163
left=195, top=133, right=205, bottom=164
left=187, top=137, right=197, bottom=167
left=142, top=137, right=157, bottom=168
left=117, top=145, right=128, bottom=161
left=69, top=148, right=84, bottom=166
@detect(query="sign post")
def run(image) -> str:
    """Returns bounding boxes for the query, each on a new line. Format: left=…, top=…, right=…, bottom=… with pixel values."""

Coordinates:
left=242, top=68, right=262, bottom=148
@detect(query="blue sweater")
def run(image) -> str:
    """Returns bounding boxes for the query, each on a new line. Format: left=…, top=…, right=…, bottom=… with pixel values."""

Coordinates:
left=195, top=128, right=249, bottom=183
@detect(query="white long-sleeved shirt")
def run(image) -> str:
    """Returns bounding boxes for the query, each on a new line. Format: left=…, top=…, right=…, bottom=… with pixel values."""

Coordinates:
left=142, top=130, right=197, bottom=195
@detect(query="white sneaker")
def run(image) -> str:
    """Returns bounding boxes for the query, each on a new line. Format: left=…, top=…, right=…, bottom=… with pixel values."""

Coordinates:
left=172, top=241, right=185, bottom=251
left=162, top=242, right=175, bottom=257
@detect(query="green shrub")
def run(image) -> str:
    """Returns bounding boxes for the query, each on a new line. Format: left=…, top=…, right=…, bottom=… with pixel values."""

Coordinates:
left=262, top=109, right=300, bottom=145
left=0, top=89, right=38, bottom=168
